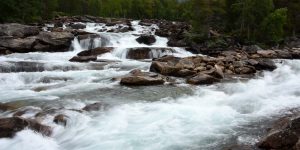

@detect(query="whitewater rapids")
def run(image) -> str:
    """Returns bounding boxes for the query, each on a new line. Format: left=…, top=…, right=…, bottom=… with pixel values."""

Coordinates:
left=0, top=21, right=299, bottom=150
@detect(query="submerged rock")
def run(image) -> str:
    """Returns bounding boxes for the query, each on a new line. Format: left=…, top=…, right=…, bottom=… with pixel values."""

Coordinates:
left=0, top=103, right=18, bottom=112
left=53, top=114, right=68, bottom=126
left=82, top=102, right=109, bottom=112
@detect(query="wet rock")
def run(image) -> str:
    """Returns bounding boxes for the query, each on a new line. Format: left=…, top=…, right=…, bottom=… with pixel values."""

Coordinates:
left=126, top=47, right=173, bottom=59
left=77, top=47, right=113, bottom=56
left=116, top=26, right=134, bottom=33
left=186, top=73, right=220, bottom=85
left=235, top=66, right=256, bottom=74
left=69, top=55, right=97, bottom=62
left=0, top=117, right=52, bottom=138
left=176, top=69, right=197, bottom=77
left=53, top=114, right=68, bottom=126
left=70, top=23, right=86, bottom=29
left=0, top=47, right=12, bottom=55
left=257, top=115, right=300, bottom=150
left=167, top=37, right=188, bottom=47
left=0, top=23, right=40, bottom=38
left=254, top=59, right=277, bottom=71
left=72, top=30, right=94, bottom=36
left=82, top=102, right=108, bottom=112
left=120, top=75, right=165, bottom=86
left=150, top=61, right=182, bottom=76
left=292, top=49, right=300, bottom=59
left=0, top=36, right=37, bottom=53
left=77, top=33, right=100, bottom=41
left=0, top=61, right=46, bottom=73
left=36, top=31, right=74, bottom=51
left=13, top=107, right=40, bottom=117
left=136, top=34, right=156, bottom=45
left=0, top=103, right=18, bottom=112
left=258, top=130, right=298, bottom=149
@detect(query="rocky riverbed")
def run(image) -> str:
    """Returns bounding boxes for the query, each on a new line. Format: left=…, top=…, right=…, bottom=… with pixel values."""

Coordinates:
left=0, top=16, right=300, bottom=150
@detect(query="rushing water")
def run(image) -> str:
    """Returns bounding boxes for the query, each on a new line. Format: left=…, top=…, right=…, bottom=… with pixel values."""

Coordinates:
left=0, top=21, right=300, bottom=150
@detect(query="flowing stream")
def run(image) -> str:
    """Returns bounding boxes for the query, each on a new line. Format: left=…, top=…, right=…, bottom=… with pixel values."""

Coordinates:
left=0, top=21, right=300, bottom=150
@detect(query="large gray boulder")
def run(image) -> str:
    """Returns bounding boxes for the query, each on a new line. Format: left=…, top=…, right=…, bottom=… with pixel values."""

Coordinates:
left=37, top=31, right=74, bottom=49
left=0, top=23, right=40, bottom=38
left=0, top=36, right=37, bottom=52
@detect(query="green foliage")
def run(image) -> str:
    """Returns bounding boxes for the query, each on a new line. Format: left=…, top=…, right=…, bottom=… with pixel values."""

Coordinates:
left=259, top=8, right=287, bottom=43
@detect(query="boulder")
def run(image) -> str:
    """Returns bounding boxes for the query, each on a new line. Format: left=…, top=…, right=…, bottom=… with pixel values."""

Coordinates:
left=254, top=59, right=277, bottom=71
left=0, top=36, right=36, bottom=53
left=120, top=75, right=165, bottom=86
left=136, top=34, right=156, bottom=45
left=258, top=129, right=298, bottom=149
left=36, top=31, right=74, bottom=51
left=150, top=61, right=182, bottom=76
left=176, top=58, right=195, bottom=70
left=126, top=47, right=173, bottom=59
left=176, top=69, right=197, bottom=77
left=77, top=33, right=100, bottom=41
left=257, top=50, right=277, bottom=58
left=167, top=38, right=188, bottom=47
left=257, top=115, right=300, bottom=150
left=275, top=50, right=293, bottom=59
left=77, top=47, right=113, bottom=56
left=70, top=23, right=86, bottom=29
left=53, top=114, right=68, bottom=126
left=0, top=23, right=40, bottom=38
left=0, top=117, right=52, bottom=138
left=235, top=66, right=256, bottom=74
left=69, top=55, right=97, bottom=62
left=0, top=47, right=12, bottom=55
left=186, top=73, right=220, bottom=85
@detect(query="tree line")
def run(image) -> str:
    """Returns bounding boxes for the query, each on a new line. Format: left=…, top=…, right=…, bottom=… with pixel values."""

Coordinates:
left=0, top=0, right=299, bottom=44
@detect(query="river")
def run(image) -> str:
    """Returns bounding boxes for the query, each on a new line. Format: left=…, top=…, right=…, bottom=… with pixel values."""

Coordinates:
left=0, top=21, right=300, bottom=150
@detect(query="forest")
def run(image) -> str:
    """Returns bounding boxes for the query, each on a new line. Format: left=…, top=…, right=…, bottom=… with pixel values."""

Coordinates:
left=0, top=0, right=299, bottom=45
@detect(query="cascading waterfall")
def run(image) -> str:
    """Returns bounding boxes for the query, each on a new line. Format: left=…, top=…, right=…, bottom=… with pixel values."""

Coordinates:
left=0, top=21, right=299, bottom=150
